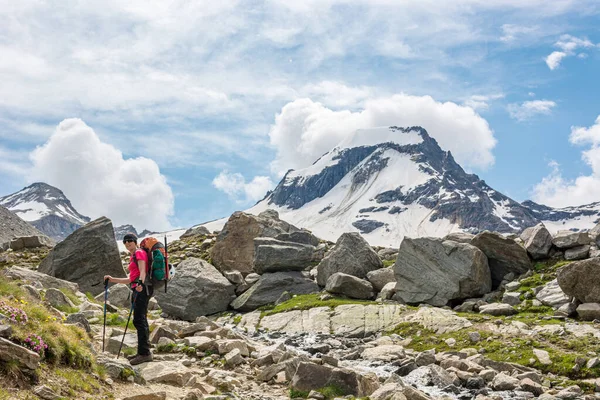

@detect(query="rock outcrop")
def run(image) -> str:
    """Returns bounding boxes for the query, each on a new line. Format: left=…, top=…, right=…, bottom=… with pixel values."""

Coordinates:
left=557, top=258, right=600, bottom=303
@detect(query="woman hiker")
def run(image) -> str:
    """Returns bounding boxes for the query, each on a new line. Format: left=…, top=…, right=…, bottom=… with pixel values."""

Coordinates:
left=104, top=233, right=154, bottom=365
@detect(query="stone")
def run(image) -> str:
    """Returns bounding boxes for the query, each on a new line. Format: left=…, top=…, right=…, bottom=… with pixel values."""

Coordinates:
left=378, top=248, right=399, bottom=261
left=557, top=258, right=600, bottom=303
left=149, top=326, right=177, bottom=344
left=469, top=332, right=482, bottom=343
left=0, top=325, right=12, bottom=338
left=3, top=266, right=80, bottom=293
left=65, top=313, right=91, bottom=333
left=479, top=303, right=517, bottom=316
left=44, top=288, right=75, bottom=309
left=393, top=238, right=491, bottom=306
left=245, top=273, right=260, bottom=285
left=325, top=273, right=374, bottom=299
left=415, top=350, right=436, bottom=367
left=519, top=378, right=544, bottom=396
left=536, top=279, right=570, bottom=308
left=37, top=217, right=123, bottom=295
left=223, top=271, right=244, bottom=285
left=275, top=230, right=320, bottom=246
left=502, top=292, right=521, bottom=306
left=155, top=257, right=235, bottom=321
left=491, top=372, right=520, bottom=391
left=577, top=303, right=600, bottom=321
left=378, top=281, right=397, bottom=300
left=587, top=357, right=600, bottom=369
left=404, top=307, right=472, bottom=334
left=444, top=232, right=475, bottom=244
left=471, top=231, right=531, bottom=289
left=553, top=231, right=590, bottom=249
left=367, top=268, right=396, bottom=292
left=361, top=345, right=405, bottom=362
left=210, top=210, right=299, bottom=275
left=291, top=362, right=379, bottom=397
left=231, top=271, right=319, bottom=311
left=33, top=385, right=61, bottom=400
left=180, top=225, right=210, bottom=238
left=533, top=349, right=552, bottom=365
left=225, top=348, right=244, bottom=366
left=521, top=223, right=553, bottom=260
left=216, top=340, right=249, bottom=356
left=253, top=237, right=315, bottom=274
left=122, top=393, right=167, bottom=400
left=0, top=337, right=40, bottom=370
left=316, top=232, right=382, bottom=286
left=94, top=283, right=132, bottom=309
left=107, top=333, right=137, bottom=355
left=137, top=361, right=193, bottom=386
left=565, top=245, right=590, bottom=261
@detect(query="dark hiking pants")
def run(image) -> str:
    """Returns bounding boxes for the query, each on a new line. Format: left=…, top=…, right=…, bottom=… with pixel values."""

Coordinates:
left=132, top=285, right=153, bottom=356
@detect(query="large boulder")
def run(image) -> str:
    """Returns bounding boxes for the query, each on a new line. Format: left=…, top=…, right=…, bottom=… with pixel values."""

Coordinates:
left=316, top=233, right=382, bottom=286
left=230, top=272, right=319, bottom=312
left=291, top=362, right=379, bottom=397
left=520, top=223, right=553, bottom=260
left=180, top=226, right=210, bottom=239
left=557, top=258, right=600, bottom=303
left=155, top=258, right=235, bottom=321
left=275, top=230, right=320, bottom=247
left=9, top=235, right=54, bottom=251
left=471, top=231, right=531, bottom=289
left=552, top=231, right=590, bottom=249
left=0, top=205, right=53, bottom=245
left=37, top=217, right=123, bottom=296
left=325, top=273, right=374, bottom=300
left=535, top=279, right=570, bottom=308
left=366, top=268, right=396, bottom=292
left=3, top=266, right=80, bottom=293
left=210, top=210, right=299, bottom=276
left=394, top=238, right=491, bottom=306
left=0, top=337, right=40, bottom=371
left=253, top=238, right=315, bottom=274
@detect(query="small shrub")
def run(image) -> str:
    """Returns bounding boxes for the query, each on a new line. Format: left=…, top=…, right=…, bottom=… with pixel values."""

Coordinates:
left=382, top=259, right=395, bottom=267
left=0, top=300, right=28, bottom=325
left=23, top=334, right=48, bottom=356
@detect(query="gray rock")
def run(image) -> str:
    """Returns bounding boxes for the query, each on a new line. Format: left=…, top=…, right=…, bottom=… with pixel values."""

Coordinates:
left=316, top=232, right=382, bottom=286
left=291, top=362, right=379, bottom=397
left=210, top=210, right=299, bottom=276
left=149, top=326, right=177, bottom=344
left=0, top=204, right=54, bottom=245
left=3, top=266, right=80, bottom=293
left=521, top=223, right=553, bottom=260
left=222, top=271, right=244, bottom=285
left=33, top=385, right=61, bottom=400
left=9, top=235, right=54, bottom=250
left=0, top=337, right=40, bottom=370
left=492, top=372, right=520, bottom=391
left=105, top=284, right=133, bottom=309
left=65, top=313, right=91, bottom=333
left=555, top=302, right=578, bottom=318
left=0, top=325, right=12, bottom=338
left=553, top=231, right=590, bottom=249
left=443, top=232, right=475, bottom=244
left=479, top=303, right=517, bottom=316
left=366, top=268, right=396, bottom=292
left=377, top=248, right=398, bottom=261
left=253, top=237, right=315, bottom=274
left=23, top=285, right=41, bottom=300
left=275, top=230, right=320, bottom=247
left=275, top=291, right=292, bottom=305
left=44, top=288, right=75, bottom=309
left=502, top=292, right=521, bottom=306
left=576, top=303, right=600, bottom=321
left=533, top=349, right=552, bottom=365
left=536, top=279, right=570, bottom=308
left=231, top=271, right=319, bottom=312
left=245, top=273, right=260, bottom=285
left=557, top=258, right=600, bottom=303
left=180, top=225, right=210, bottom=238
left=519, top=378, right=544, bottom=396
left=393, top=238, right=491, bottom=306
left=325, top=273, right=374, bottom=300
left=37, top=217, right=123, bottom=295
left=565, top=245, right=590, bottom=261
left=471, top=231, right=531, bottom=289
left=155, top=258, right=235, bottom=321
left=378, top=282, right=397, bottom=300
left=225, top=348, right=244, bottom=366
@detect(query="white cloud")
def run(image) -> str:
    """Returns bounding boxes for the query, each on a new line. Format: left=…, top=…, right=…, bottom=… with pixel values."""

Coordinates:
left=464, top=93, right=505, bottom=111
left=507, top=100, right=557, bottom=121
left=545, top=51, right=567, bottom=70
left=29, top=118, right=174, bottom=231
left=500, top=24, right=538, bottom=43
left=533, top=116, right=600, bottom=207
left=268, top=94, right=497, bottom=176
left=545, top=34, right=596, bottom=70
left=212, top=171, right=274, bottom=203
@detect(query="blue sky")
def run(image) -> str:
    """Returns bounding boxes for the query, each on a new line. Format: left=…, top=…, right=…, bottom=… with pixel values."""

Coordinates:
left=0, top=1, right=599, bottom=231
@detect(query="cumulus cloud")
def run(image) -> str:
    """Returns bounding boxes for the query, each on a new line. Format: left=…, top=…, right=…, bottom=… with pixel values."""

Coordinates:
left=268, top=94, right=497, bottom=176
left=463, top=94, right=505, bottom=111
left=507, top=100, right=556, bottom=121
left=29, top=119, right=174, bottom=231
left=533, top=116, right=600, bottom=207
left=545, top=34, right=595, bottom=70
left=212, top=171, right=275, bottom=204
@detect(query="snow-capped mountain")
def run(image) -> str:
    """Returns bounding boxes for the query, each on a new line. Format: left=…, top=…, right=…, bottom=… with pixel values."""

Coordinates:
left=0, top=182, right=90, bottom=241
left=114, top=224, right=138, bottom=240
left=207, top=126, right=600, bottom=248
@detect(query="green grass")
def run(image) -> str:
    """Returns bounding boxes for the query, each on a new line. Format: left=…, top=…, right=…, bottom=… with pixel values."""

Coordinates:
left=59, top=288, right=82, bottom=307
left=233, top=315, right=242, bottom=325
left=0, top=280, right=26, bottom=298
left=260, top=294, right=377, bottom=317
left=317, top=384, right=347, bottom=398
left=157, top=342, right=177, bottom=353
left=55, top=368, right=101, bottom=394
left=382, top=259, right=395, bottom=268
left=54, top=305, right=79, bottom=314
left=104, top=313, right=135, bottom=330
left=289, top=388, right=309, bottom=399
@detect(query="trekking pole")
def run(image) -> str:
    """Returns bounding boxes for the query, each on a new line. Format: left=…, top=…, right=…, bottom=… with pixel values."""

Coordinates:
left=117, top=291, right=137, bottom=359
left=102, top=278, right=109, bottom=352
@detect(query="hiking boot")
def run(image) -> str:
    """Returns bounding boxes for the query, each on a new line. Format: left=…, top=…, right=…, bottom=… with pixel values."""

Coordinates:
left=129, top=353, right=153, bottom=365
left=126, top=353, right=137, bottom=361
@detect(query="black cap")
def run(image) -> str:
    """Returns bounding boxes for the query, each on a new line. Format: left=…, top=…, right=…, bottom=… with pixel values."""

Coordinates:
left=123, top=233, right=138, bottom=243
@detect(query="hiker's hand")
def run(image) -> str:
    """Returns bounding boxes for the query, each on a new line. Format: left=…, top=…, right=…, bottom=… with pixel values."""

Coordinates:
left=135, top=284, right=143, bottom=292
left=104, top=275, right=112, bottom=283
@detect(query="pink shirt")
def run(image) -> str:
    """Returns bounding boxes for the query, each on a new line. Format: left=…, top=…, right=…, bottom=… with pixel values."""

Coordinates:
left=129, top=249, right=148, bottom=286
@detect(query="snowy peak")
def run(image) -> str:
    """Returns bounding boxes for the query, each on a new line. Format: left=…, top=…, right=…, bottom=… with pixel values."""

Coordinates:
left=248, top=126, right=541, bottom=247
left=0, top=182, right=89, bottom=225
left=114, top=224, right=138, bottom=241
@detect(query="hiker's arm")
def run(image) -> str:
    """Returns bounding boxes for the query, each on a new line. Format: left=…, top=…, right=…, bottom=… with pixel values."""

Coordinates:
left=138, top=260, right=147, bottom=284
left=103, top=275, right=130, bottom=284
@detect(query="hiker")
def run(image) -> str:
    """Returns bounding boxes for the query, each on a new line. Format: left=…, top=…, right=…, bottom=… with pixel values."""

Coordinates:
left=104, top=233, right=153, bottom=365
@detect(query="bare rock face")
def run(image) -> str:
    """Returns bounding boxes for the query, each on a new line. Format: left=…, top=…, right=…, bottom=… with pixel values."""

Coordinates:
left=325, top=273, right=374, bottom=300
left=316, top=232, right=382, bottom=286
left=0, top=204, right=53, bottom=246
left=552, top=231, right=590, bottom=249
left=37, top=217, right=123, bottom=296
left=471, top=231, right=531, bottom=289
left=393, top=238, right=491, bottom=307
left=520, top=223, right=553, bottom=260
left=210, top=210, right=299, bottom=276
left=557, top=258, right=600, bottom=303
left=253, top=237, right=315, bottom=274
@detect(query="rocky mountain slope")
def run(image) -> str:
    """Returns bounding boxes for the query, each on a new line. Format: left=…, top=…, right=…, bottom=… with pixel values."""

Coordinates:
left=0, top=204, right=50, bottom=245
left=0, top=182, right=90, bottom=241
left=200, top=126, right=599, bottom=247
